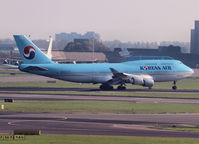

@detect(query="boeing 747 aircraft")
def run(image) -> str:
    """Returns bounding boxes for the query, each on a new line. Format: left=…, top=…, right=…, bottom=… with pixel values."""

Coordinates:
left=14, top=35, right=193, bottom=90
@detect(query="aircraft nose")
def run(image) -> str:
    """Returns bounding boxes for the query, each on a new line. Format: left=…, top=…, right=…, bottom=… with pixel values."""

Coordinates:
left=190, top=68, right=194, bottom=74
left=187, top=67, right=194, bottom=75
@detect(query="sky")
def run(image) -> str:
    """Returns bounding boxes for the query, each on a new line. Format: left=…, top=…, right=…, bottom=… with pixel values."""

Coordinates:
left=0, top=0, right=199, bottom=42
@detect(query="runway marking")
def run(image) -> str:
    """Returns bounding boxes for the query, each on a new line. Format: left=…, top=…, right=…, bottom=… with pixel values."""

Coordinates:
left=6, top=120, right=118, bottom=133
left=3, top=112, right=199, bottom=138
left=7, top=116, right=68, bottom=126
left=7, top=122, right=12, bottom=125
left=2, top=93, right=199, bottom=104
left=113, top=124, right=176, bottom=132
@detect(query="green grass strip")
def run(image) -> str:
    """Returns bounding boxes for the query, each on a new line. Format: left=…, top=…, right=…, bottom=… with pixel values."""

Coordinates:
left=2, top=101, right=199, bottom=114
left=1, top=90, right=199, bottom=99
left=1, top=134, right=199, bottom=144
left=153, top=125, right=199, bottom=132
left=0, top=78, right=199, bottom=90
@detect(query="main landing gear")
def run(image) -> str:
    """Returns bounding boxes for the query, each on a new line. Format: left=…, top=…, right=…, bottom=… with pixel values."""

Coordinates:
left=99, top=84, right=127, bottom=90
left=99, top=84, right=113, bottom=90
left=172, top=81, right=177, bottom=90
left=117, top=84, right=126, bottom=90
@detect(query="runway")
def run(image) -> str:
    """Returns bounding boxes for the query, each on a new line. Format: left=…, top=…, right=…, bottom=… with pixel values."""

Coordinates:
left=1, top=93, right=199, bottom=104
left=1, top=75, right=199, bottom=138
left=1, top=87, right=199, bottom=94
left=1, top=92, right=199, bottom=137
left=1, top=112, right=199, bottom=138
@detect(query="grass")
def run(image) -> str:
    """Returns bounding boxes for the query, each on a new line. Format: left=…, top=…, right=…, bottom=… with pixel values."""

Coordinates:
left=1, top=134, right=199, bottom=144
left=0, top=74, right=31, bottom=77
left=1, top=90, right=199, bottom=99
left=0, top=76, right=199, bottom=99
left=153, top=125, right=199, bottom=132
left=2, top=101, right=199, bottom=114
left=0, top=77, right=199, bottom=90
left=0, top=67, right=30, bottom=77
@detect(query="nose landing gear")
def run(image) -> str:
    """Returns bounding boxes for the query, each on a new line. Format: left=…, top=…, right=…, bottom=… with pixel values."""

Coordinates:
left=172, top=81, right=177, bottom=90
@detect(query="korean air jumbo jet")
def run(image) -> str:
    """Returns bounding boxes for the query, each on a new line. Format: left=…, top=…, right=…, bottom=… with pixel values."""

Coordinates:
left=14, top=35, right=193, bottom=90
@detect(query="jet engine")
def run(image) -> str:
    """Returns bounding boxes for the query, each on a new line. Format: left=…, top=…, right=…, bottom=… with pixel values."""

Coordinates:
left=142, top=78, right=154, bottom=87
left=129, top=76, right=144, bottom=85
left=126, top=75, right=154, bottom=87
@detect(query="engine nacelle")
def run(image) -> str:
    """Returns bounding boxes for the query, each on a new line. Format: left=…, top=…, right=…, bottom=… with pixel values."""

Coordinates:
left=142, top=78, right=154, bottom=87
left=124, top=74, right=154, bottom=87
left=127, top=75, right=154, bottom=87
left=128, top=76, right=144, bottom=85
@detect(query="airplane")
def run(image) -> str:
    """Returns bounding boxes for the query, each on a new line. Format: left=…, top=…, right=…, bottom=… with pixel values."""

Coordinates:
left=13, top=35, right=194, bottom=90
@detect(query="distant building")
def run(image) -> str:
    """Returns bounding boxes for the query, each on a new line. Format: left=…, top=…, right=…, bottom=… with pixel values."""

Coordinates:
left=55, top=32, right=100, bottom=42
left=190, top=20, right=199, bottom=54
left=74, top=39, right=89, bottom=43
left=55, top=32, right=101, bottom=50
left=160, top=41, right=190, bottom=53
left=42, top=51, right=106, bottom=63
left=55, top=32, right=81, bottom=42
left=127, top=48, right=159, bottom=56
left=0, top=44, right=15, bottom=51
left=159, top=45, right=181, bottom=54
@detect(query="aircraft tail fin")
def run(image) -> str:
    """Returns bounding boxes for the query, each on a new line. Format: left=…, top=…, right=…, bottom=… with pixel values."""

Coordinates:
left=13, top=35, right=54, bottom=64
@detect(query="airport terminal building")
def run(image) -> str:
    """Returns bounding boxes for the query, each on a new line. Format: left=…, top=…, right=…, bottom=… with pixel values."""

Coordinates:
left=191, top=20, right=199, bottom=54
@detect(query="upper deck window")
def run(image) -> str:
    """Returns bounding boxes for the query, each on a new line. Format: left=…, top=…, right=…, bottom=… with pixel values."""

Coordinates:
left=125, top=56, right=174, bottom=61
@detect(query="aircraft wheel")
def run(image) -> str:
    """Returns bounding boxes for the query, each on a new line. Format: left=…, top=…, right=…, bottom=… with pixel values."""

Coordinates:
left=100, top=85, right=104, bottom=90
left=117, top=86, right=126, bottom=90
left=100, top=84, right=113, bottom=90
left=108, top=85, right=114, bottom=90
left=172, top=86, right=177, bottom=90
left=172, top=81, right=177, bottom=90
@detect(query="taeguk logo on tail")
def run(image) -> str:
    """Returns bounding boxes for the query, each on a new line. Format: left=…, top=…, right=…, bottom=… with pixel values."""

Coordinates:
left=23, top=46, right=36, bottom=59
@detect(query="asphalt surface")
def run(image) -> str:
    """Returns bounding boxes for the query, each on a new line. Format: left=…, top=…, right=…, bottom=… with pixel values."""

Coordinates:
left=1, top=91, right=199, bottom=138
left=1, top=93, right=199, bottom=104
left=1, top=87, right=199, bottom=94
left=1, top=113, right=199, bottom=138
left=1, top=75, right=199, bottom=138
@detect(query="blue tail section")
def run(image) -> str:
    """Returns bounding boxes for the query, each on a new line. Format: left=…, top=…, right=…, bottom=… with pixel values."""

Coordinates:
left=13, top=35, right=54, bottom=64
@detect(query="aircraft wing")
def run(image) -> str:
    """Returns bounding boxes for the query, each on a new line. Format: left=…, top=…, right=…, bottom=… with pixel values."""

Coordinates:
left=107, top=68, right=131, bottom=85
left=110, top=68, right=127, bottom=78
left=108, top=68, right=154, bottom=87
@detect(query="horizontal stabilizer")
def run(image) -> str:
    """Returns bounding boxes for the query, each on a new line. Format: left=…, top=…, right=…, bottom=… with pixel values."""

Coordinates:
left=2, top=64, right=18, bottom=68
left=23, top=66, right=48, bottom=71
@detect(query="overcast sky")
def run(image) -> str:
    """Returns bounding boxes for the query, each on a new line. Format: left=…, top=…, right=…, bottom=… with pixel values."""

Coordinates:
left=0, top=0, right=199, bottom=42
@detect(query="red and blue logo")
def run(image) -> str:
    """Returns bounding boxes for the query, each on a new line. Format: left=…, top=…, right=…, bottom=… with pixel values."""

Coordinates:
left=143, top=66, right=148, bottom=70
left=23, top=46, right=36, bottom=59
